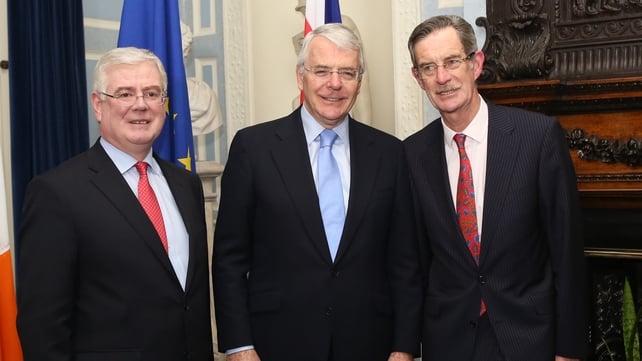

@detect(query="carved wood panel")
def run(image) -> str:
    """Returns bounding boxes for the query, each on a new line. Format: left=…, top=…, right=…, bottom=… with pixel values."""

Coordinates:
left=478, top=0, right=642, bottom=83
left=478, top=0, right=642, bottom=209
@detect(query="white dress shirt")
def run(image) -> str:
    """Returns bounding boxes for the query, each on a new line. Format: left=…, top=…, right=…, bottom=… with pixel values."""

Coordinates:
left=301, top=105, right=351, bottom=211
left=100, top=138, right=190, bottom=290
left=442, top=96, right=489, bottom=241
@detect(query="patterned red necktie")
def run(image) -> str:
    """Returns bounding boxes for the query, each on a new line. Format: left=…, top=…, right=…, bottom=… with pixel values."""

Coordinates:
left=454, top=134, right=486, bottom=315
left=135, top=162, right=168, bottom=252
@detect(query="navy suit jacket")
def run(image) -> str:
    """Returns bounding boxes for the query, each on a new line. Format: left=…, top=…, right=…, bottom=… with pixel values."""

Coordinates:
left=213, top=108, right=422, bottom=361
left=17, top=141, right=213, bottom=361
left=403, top=103, right=587, bottom=361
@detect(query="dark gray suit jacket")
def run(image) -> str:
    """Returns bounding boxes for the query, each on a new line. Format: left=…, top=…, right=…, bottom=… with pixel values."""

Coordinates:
left=213, top=108, right=422, bottom=361
left=17, top=141, right=213, bottom=361
left=403, top=103, right=587, bottom=361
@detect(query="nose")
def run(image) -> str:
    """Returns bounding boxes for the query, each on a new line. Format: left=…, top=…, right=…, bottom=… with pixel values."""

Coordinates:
left=434, top=65, right=452, bottom=84
left=132, top=95, right=150, bottom=109
left=327, top=72, right=343, bottom=88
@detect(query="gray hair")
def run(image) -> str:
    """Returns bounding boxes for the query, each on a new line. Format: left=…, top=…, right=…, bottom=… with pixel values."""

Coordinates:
left=407, top=15, right=478, bottom=68
left=93, top=47, right=167, bottom=93
left=297, top=23, right=365, bottom=76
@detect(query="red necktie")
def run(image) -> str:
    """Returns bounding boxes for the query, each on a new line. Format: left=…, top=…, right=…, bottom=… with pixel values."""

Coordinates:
left=454, top=134, right=486, bottom=315
left=135, top=162, right=168, bottom=252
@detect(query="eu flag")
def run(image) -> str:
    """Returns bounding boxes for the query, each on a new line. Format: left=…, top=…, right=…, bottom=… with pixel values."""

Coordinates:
left=117, top=0, right=195, bottom=171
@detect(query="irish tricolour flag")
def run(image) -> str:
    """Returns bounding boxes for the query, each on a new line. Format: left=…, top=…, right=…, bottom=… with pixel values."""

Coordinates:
left=0, top=154, right=22, bottom=361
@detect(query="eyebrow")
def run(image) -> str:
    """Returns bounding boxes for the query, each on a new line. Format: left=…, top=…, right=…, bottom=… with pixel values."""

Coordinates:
left=308, top=64, right=359, bottom=70
left=111, top=85, right=162, bottom=92
left=418, top=52, right=467, bottom=65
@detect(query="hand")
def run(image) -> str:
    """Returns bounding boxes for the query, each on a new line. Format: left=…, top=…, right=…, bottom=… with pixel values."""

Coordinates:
left=555, top=356, right=580, bottom=361
left=226, top=349, right=261, bottom=361
left=388, top=351, right=415, bottom=361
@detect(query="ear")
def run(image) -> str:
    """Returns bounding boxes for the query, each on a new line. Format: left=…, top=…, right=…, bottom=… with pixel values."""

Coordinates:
left=472, top=51, right=485, bottom=81
left=296, top=65, right=304, bottom=91
left=90, top=92, right=103, bottom=123
left=411, top=67, right=426, bottom=90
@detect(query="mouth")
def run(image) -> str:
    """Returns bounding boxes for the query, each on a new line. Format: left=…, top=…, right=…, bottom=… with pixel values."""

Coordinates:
left=436, top=87, right=459, bottom=96
left=130, top=120, right=151, bottom=125
left=321, top=96, right=344, bottom=103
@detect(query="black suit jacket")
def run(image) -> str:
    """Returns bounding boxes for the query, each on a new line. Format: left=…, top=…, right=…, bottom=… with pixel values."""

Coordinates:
left=403, top=103, right=587, bottom=361
left=17, top=141, right=213, bottom=361
left=212, top=108, right=422, bottom=361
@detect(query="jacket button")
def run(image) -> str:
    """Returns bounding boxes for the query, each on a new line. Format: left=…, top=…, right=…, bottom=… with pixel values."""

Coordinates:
left=325, top=306, right=334, bottom=316
left=331, top=270, right=340, bottom=278
left=478, top=275, right=487, bottom=285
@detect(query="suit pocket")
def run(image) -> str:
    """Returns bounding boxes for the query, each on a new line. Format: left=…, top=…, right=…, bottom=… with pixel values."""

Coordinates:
left=249, top=290, right=281, bottom=313
left=76, top=351, right=141, bottom=361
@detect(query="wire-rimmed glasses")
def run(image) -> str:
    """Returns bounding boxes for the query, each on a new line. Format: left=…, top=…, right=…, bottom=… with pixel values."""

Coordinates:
left=99, top=89, right=167, bottom=105
left=415, top=52, right=476, bottom=78
left=303, top=66, right=363, bottom=82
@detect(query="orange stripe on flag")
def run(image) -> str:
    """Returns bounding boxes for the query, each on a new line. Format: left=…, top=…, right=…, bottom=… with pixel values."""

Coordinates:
left=1, top=134, right=22, bottom=360
left=0, top=248, right=23, bottom=361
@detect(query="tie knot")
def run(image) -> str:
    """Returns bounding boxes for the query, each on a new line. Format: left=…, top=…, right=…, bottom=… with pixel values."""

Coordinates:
left=454, top=133, right=466, bottom=148
left=320, top=129, right=339, bottom=148
left=135, top=161, right=149, bottom=176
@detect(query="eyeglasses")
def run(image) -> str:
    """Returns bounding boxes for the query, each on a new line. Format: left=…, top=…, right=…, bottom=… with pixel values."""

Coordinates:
left=415, top=52, right=476, bottom=78
left=99, top=90, right=167, bottom=105
left=303, top=66, right=362, bottom=82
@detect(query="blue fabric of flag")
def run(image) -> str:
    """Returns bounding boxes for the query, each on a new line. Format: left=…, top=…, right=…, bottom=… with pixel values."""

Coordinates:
left=325, top=0, right=342, bottom=23
left=117, top=0, right=195, bottom=171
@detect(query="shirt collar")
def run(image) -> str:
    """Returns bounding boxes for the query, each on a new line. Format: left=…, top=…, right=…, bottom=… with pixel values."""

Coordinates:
left=99, top=137, right=158, bottom=174
left=300, top=105, right=349, bottom=146
left=442, top=95, right=489, bottom=146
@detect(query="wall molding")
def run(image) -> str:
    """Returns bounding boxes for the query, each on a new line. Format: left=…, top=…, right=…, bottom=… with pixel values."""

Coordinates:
left=83, top=18, right=120, bottom=30
left=392, top=0, right=424, bottom=139
left=222, top=0, right=252, bottom=148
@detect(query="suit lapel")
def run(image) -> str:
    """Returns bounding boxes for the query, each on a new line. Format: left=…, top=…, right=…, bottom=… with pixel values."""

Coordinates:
left=332, top=120, right=379, bottom=263
left=157, top=157, right=199, bottom=291
left=419, top=124, right=475, bottom=260
left=271, top=112, right=333, bottom=264
left=479, top=105, right=518, bottom=265
left=87, top=143, right=178, bottom=282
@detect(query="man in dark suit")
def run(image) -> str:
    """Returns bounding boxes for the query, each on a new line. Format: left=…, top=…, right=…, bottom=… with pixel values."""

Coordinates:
left=212, top=23, right=422, bottom=361
left=16, top=47, right=213, bottom=361
left=404, top=15, right=587, bottom=361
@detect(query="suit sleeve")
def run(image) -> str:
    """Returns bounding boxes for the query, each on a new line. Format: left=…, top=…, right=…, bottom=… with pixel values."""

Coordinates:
left=388, top=146, right=423, bottom=355
left=17, top=177, right=77, bottom=361
left=539, top=120, right=588, bottom=357
left=212, top=131, right=255, bottom=352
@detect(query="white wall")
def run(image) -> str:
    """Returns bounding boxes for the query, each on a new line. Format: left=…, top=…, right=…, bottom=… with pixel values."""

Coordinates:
left=248, top=0, right=396, bottom=135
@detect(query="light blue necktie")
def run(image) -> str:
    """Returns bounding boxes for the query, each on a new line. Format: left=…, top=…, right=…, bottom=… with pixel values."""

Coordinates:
left=318, top=129, right=345, bottom=261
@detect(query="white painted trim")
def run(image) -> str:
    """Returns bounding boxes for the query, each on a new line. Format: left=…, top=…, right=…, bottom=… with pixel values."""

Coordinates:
left=194, top=57, right=219, bottom=86
left=83, top=17, right=120, bottom=30
left=222, top=0, right=252, bottom=148
left=192, top=0, right=217, bottom=36
left=392, top=0, right=424, bottom=139
left=86, top=51, right=105, bottom=61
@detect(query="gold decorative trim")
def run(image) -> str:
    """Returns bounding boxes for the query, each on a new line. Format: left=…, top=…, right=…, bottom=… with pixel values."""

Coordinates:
left=584, top=247, right=642, bottom=260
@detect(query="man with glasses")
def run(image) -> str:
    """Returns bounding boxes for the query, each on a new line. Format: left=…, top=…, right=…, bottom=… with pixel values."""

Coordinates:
left=404, top=15, right=587, bottom=361
left=213, top=23, right=422, bottom=361
left=16, top=47, right=214, bottom=361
